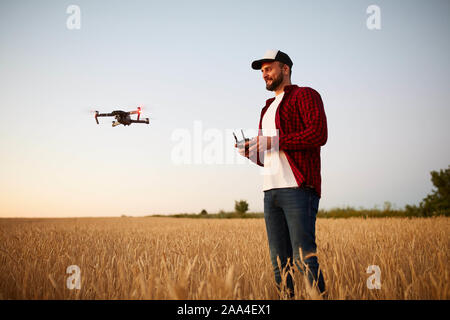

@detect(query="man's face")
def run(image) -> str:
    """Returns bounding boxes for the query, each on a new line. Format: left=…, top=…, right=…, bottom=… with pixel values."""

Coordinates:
left=261, top=61, right=284, bottom=91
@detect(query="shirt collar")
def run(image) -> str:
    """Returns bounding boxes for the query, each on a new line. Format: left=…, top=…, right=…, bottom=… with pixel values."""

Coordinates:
left=264, top=84, right=298, bottom=108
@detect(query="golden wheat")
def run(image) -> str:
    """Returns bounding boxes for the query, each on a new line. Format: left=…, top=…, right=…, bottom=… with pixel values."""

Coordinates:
left=0, top=217, right=448, bottom=299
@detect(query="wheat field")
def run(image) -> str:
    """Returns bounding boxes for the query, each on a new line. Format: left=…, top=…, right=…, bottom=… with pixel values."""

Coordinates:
left=0, top=217, right=448, bottom=300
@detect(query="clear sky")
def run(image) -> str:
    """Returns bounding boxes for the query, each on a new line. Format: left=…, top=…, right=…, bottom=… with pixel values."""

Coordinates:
left=1, top=0, right=449, bottom=217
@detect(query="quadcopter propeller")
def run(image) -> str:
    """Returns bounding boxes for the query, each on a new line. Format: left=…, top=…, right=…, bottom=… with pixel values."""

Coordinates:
left=137, top=106, right=142, bottom=121
left=129, top=105, right=143, bottom=116
left=130, top=105, right=149, bottom=121
left=86, top=109, right=100, bottom=123
left=85, top=109, right=99, bottom=114
left=94, top=110, right=99, bottom=124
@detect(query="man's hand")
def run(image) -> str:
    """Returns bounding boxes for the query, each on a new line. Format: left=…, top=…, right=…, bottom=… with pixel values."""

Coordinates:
left=248, top=136, right=274, bottom=153
left=235, top=136, right=278, bottom=159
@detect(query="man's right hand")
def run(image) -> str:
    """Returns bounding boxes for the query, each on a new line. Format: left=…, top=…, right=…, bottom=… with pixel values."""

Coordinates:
left=235, top=139, right=257, bottom=159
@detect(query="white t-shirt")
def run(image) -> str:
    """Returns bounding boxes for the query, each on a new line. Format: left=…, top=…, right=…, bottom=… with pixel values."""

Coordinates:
left=261, top=92, right=298, bottom=191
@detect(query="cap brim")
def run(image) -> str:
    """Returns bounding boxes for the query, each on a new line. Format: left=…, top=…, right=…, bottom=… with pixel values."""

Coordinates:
left=251, top=59, right=275, bottom=70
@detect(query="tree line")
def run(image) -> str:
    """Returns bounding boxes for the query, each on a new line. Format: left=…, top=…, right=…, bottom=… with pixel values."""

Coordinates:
left=150, top=166, right=449, bottom=218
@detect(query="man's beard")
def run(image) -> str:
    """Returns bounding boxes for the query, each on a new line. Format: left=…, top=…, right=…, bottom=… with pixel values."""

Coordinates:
left=265, top=72, right=284, bottom=91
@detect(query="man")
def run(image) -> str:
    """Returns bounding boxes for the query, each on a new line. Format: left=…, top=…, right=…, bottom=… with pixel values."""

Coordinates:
left=236, top=49, right=327, bottom=297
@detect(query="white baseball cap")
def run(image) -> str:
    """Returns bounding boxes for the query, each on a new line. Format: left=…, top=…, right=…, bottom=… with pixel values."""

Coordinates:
left=251, top=49, right=293, bottom=70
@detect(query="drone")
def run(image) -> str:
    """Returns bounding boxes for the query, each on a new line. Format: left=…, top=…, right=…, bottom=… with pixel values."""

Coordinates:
left=94, top=107, right=150, bottom=127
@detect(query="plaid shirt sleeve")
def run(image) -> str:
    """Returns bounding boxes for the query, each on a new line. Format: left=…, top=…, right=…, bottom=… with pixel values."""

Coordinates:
left=279, top=87, right=328, bottom=150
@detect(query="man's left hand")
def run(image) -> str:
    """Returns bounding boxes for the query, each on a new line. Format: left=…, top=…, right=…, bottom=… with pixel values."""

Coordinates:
left=248, top=136, right=278, bottom=154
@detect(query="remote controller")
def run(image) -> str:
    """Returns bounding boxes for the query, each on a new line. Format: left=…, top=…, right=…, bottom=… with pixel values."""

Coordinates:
left=233, top=130, right=250, bottom=157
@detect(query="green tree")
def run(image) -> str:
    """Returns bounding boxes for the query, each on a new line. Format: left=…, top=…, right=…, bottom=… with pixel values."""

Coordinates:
left=406, top=166, right=450, bottom=217
left=420, top=166, right=450, bottom=216
left=200, top=209, right=208, bottom=215
left=234, top=200, right=249, bottom=215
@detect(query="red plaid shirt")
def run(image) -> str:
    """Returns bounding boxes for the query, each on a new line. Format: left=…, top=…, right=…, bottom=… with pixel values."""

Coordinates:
left=255, top=85, right=328, bottom=198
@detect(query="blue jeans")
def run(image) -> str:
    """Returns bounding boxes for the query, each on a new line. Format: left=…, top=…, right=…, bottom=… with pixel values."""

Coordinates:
left=264, top=187, right=325, bottom=295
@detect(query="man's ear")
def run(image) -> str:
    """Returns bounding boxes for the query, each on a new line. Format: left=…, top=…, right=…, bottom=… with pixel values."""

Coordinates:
left=283, top=63, right=289, bottom=76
